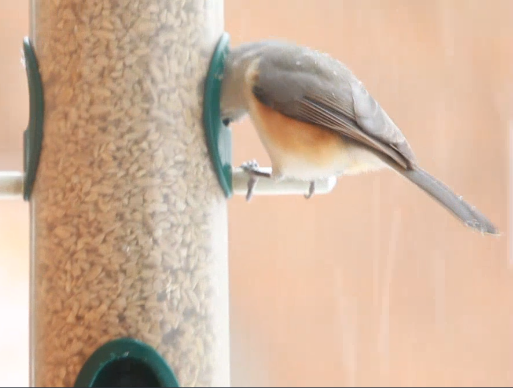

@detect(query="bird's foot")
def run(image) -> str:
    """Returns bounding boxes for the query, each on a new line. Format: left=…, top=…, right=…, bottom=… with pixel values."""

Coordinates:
left=304, top=181, right=315, bottom=199
left=240, top=160, right=272, bottom=202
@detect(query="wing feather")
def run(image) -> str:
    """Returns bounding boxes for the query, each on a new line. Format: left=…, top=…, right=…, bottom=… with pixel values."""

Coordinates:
left=250, top=45, right=417, bottom=169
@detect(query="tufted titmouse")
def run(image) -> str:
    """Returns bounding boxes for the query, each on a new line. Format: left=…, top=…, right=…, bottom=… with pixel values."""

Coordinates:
left=219, top=40, right=499, bottom=235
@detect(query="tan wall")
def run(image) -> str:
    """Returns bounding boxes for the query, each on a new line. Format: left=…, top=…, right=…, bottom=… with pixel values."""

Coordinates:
left=0, top=1, right=511, bottom=386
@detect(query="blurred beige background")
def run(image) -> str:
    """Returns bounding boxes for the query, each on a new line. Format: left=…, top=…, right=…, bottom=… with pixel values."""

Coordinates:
left=1, top=0, right=512, bottom=386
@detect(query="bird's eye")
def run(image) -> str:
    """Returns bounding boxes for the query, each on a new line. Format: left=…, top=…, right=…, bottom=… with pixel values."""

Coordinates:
left=222, top=118, right=231, bottom=126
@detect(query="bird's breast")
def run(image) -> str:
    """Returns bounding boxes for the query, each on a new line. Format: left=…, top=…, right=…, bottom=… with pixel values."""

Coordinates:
left=246, top=94, right=387, bottom=180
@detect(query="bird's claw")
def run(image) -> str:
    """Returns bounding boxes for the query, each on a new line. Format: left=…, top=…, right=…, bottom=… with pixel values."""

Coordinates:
left=240, top=160, right=272, bottom=202
left=246, top=175, right=258, bottom=202
left=304, top=181, right=315, bottom=199
left=240, top=159, right=260, bottom=173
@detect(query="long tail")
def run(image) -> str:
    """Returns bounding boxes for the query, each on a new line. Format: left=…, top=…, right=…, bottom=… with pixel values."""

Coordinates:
left=391, top=165, right=500, bottom=235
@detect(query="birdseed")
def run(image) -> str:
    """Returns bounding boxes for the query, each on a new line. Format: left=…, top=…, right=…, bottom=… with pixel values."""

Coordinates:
left=30, top=0, right=229, bottom=386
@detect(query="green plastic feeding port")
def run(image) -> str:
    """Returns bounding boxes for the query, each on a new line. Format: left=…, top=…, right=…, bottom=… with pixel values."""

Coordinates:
left=22, top=36, right=45, bottom=201
left=203, top=32, right=233, bottom=198
left=74, top=338, right=179, bottom=387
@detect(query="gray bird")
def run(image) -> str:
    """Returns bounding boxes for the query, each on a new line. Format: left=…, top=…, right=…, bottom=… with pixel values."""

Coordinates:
left=219, top=40, right=499, bottom=236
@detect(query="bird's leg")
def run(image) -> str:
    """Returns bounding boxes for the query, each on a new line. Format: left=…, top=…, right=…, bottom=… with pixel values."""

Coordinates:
left=304, top=181, right=316, bottom=199
left=240, top=160, right=272, bottom=202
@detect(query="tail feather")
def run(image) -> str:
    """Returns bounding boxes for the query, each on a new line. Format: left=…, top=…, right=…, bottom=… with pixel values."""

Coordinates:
left=392, top=166, right=499, bottom=236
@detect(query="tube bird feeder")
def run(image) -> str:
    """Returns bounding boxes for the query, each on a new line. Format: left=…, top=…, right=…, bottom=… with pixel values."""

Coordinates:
left=0, top=1, right=337, bottom=387
left=26, top=0, right=229, bottom=386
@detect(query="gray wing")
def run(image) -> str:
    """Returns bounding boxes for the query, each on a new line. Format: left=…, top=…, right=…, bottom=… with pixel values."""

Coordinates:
left=252, top=46, right=416, bottom=169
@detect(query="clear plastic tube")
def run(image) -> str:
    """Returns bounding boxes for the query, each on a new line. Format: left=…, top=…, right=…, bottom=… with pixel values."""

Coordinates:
left=29, top=0, right=229, bottom=386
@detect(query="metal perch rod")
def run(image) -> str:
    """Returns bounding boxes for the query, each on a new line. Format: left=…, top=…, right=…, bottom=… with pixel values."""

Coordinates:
left=231, top=167, right=337, bottom=196
left=0, top=169, right=337, bottom=199
left=0, top=171, right=24, bottom=199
